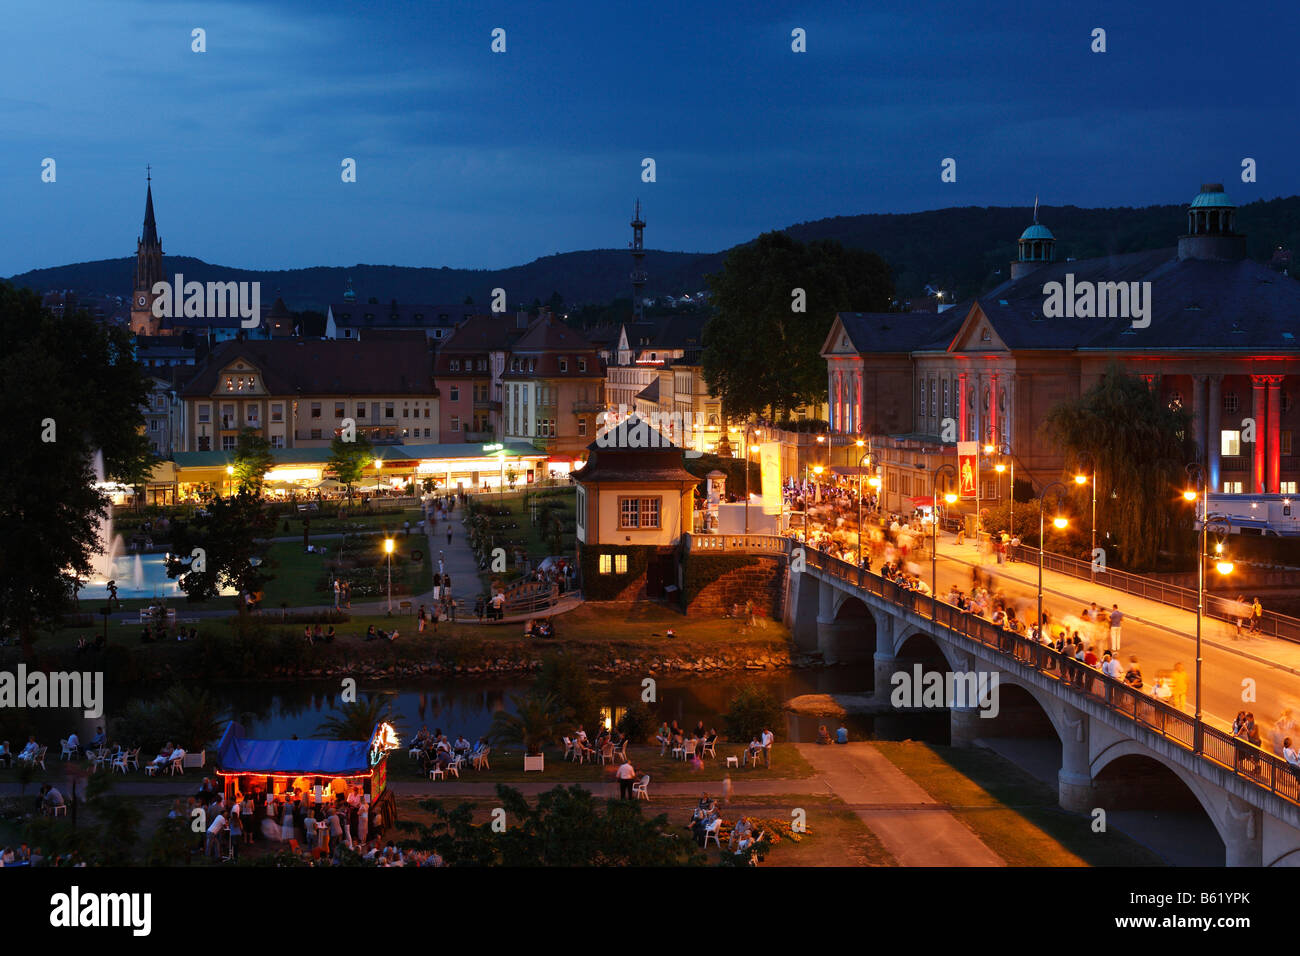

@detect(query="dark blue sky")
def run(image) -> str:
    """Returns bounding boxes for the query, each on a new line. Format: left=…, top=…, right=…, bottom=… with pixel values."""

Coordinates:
left=4, top=0, right=1297, bottom=276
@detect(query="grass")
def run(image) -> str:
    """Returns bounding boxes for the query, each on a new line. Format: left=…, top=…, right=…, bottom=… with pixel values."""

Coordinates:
left=874, top=740, right=1165, bottom=866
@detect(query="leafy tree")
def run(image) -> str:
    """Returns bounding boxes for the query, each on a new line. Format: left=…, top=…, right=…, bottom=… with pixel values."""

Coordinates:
left=159, top=683, right=229, bottom=752
left=165, top=494, right=276, bottom=611
left=702, top=232, right=892, bottom=419
left=1041, top=362, right=1194, bottom=570
left=534, top=652, right=602, bottom=732
left=401, top=784, right=705, bottom=866
left=722, top=683, right=783, bottom=743
left=232, top=427, right=274, bottom=496
left=0, top=284, right=151, bottom=655
left=146, top=813, right=195, bottom=865
left=327, top=433, right=374, bottom=499
left=616, top=700, right=657, bottom=744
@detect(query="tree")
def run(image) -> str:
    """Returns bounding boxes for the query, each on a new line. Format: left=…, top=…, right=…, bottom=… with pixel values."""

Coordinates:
left=232, top=428, right=274, bottom=497
left=1041, top=362, right=1194, bottom=570
left=0, top=284, right=152, bottom=656
left=490, top=693, right=562, bottom=756
left=616, top=700, right=657, bottom=744
left=401, top=784, right=705, bottom=866
left=159, top=683, right=228, bottom=752
left=534, top=652, right=602, bottom=732
left=165, top=494, right=276, bottom=611
left=327, top=434, right=374, bottom=499
left=702, top=232, right=893, bottom=419
left=722, top=684, right=783, bottom=743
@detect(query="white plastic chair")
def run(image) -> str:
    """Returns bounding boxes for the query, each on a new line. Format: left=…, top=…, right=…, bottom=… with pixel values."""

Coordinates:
left=632, top=775, right=650, bottom=800
left=60, top=739, right=75, bottom=760
left=167, top=752, right=185, bottom=775
left=112, top=750, right=130, bottom=774
left=703, top=818, right=722, bottom=848
left=472, top=746, right=491, bottom=771
left=126, top=747, right=141, bottom=771
left=702, top=737, right=717, bottom=759
left=562, top=737, right=574, bottom=761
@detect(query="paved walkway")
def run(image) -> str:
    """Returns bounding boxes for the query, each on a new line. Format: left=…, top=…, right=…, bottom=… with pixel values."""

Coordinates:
left=792, top=742, right=1003, bottom=866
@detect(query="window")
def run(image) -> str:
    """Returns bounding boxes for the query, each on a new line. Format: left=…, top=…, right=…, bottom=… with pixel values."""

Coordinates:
left=335, top=402, right=345, bottom=418
left=1283, top=481, right=1298, bottom=495
left=356, top=402, right=366, bottom=418
left=599, top=554, right=612, bottom=574
left=578, top=418, right=587, bottom=436
left=311, top=402, right=321, bottom=419
left=888, top=471, right=898, bottom=493
left=1224, top=392, right=1239, bottom=413
left=1222, top=430, right=1242, bottom=457
left=451, top=416, right=460, bottom=432
left=385, top=402, right=395, bottom=419
left=310, top=428, right=321, bottom=440
left=271, top=434, right=285, bottom=448
left=942, top=380, right=949, bottom=417
left=450, top=386, right=460, bottom=402
left=221, top=435, right=236, bottom=451
left=559, top=358, right=568, bottom=373
left=247, top=406, right=259, bottom=425
left=450, top=359, right=461, bottom=371
left=149, top=419, right=160, bottom=432
left=154, top=396, right=165, bottom=410
left=271, top=403, right=284, bottom=423
left=918, top=381, right=926, bottom=416
left=619, top=496, right=661, bottom=529
left=198, top=405, right=210, bottom=423
left=1284, top=431, right=1294, bottom=457
left=578, top=358, right=587, bottom=372
left=930, top=380, right=936, bottom=415
left=1222, top=480, right=1243, bottom=494
left=221, top=404, right=235, bottom=428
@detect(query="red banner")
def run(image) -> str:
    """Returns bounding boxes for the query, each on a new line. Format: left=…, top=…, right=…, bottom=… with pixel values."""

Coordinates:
left=957, top=441, right=977, bottom=498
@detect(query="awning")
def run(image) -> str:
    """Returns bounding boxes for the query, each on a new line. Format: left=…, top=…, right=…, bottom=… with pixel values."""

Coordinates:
left=215, top=721, right=372, bottom=777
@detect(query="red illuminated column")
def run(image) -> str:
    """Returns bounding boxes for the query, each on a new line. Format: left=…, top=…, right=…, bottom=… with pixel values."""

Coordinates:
left=1268, top=376, right=1283, bottom=493
left=958, top=372, right=968, bottom=441
left=1251, top=375, right=1268, bottom=494
left=989, top=373, right=999, bottom=447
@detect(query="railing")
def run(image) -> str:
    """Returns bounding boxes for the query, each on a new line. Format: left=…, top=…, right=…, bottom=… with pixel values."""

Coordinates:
left=1010, top=542, right=1300, bottom=644
left=803, top=546, right=1300, bottom=808
left=684, top=533, right=792, bottom=554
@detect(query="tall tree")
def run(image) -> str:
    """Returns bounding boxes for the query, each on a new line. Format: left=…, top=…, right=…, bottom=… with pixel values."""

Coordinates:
left=701, top=232, right=892, bottom=419
left=326, top=434, right=374, bottom=499
left=165, top=494, right=276, bottom=611
left=1041, top=362, right=1194, bottom=570
left=232, top=427, right=274, bottom=497
left=0, top=284, right=151, bottom=656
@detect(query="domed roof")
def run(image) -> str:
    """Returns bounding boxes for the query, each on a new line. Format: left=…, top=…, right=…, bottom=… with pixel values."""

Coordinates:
left=1191, top=184, right=1234, bottom=209
left=1020, top=223, right=1054, bottom=241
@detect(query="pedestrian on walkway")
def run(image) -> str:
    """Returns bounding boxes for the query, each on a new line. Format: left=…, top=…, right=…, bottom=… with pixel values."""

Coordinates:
left=1251, top=597, right=1263, bottom=634
left=333, top=578, right=340, bottom=609
left=1170, top=661, right=1188, bottom=711
left=616, top=759, right=637, bottom=799
left=1108, top=604, right=1123, bottom=651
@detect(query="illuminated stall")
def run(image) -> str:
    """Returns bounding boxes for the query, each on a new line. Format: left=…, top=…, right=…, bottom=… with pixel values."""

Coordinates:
left=214, top=720, right=401, bottom=836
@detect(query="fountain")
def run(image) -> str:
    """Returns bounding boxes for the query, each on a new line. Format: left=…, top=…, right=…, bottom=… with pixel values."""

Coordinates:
left=132, top=554, right=145, bottom=591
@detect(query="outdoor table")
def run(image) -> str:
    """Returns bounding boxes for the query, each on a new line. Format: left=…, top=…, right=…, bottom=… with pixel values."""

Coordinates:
left=725, top=756, right=739, bottom=768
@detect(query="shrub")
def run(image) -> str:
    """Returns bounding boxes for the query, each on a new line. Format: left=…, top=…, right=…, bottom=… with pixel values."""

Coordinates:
left=721, top=684, right=783, bottom=743
left=616, top=700, right=657, bottom=744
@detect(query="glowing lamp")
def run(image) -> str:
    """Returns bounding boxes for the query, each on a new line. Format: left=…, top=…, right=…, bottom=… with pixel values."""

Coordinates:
left=855, top=439, right=865, bottom=447
left=1074, top=474, right=1088, bottom=485
left=1182, top=489, right=1198, bottom=502
left=1216, top=560, right=1234, bottom=575
left=226, top=465, right=234, bottom=476
left=943, top=492, right=958, bottom=504
left=994, top=463, right=1006, bottom=473
left=813, top=466, right=824, bottom=475
left=383, top=538, right=394, bottom=555
left=983, top=444, right=994, bottom=455
left=1052, top=516, right=1068, bottom=529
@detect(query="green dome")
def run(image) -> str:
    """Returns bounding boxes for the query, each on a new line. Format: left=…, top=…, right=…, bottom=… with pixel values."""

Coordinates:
left=1020, top=224, right=1054, bottom=241
left=1191, top=184, right=1234, bottom=209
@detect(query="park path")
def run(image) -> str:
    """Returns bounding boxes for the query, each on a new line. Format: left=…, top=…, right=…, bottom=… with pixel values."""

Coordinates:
left=792, top=743, right=1003, bottom=866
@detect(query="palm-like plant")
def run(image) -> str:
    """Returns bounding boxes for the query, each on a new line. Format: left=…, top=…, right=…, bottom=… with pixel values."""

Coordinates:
left=316, top=696, right=401, bottom=741
left=489, top=694, right=562, bottom=756
left=159, top=684, right=228, bottom=753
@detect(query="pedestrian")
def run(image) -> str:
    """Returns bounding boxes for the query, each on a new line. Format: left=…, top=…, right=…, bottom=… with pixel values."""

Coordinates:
left=1251, top=597, right=1263, bottom=634
left=761, top=726, right=774, bottom=768
left=446, top=526, right=453, bottom=546
left=333, top=578, right=340, bottom=609
left=1170, top=662, right=1188, bottom=711
left=417, top=605, right=426, bottom=633
left=1123, top=656, right=1143, bottom=689
left=1108, top=604, right=1123, bottom=651
left=616, top=759, right=637, bottom=799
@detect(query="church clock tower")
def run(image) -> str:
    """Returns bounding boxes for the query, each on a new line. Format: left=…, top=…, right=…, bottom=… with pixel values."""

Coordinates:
left=130, top=168, right=164, bottom=336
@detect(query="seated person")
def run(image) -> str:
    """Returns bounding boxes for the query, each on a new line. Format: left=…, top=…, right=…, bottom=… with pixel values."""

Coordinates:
left=17, top=737, right=40, bottom=762
left=386, top=629, right=399, bottom=642
left=835, top=724, right=849, bottom=745
left=729, top=816, right=752, bottom=850
left=816, top=725, right=832, bottom=745
left=364, top=625, right=378, bottom=641
left=454, top=735, right=471, bottom=755
left=40, top=785, right=65, bottom=814
left=323, top=625, right=335, bottom=643
left=523, top=618, right=534, bottom=637
left=746, top=735, right=764, bottom=760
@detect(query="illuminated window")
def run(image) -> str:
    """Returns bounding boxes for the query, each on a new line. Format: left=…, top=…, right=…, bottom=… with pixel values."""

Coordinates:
left=599, top=554, right=612, bottom=574
left=271, top=404, right=283, bottom=423
left=1223, top=392, right=1239, bottom=413
left=619, top=497, right=660, bottom=529
left=615, top=554, right=628, bottom=573
left=1222, top=480, right=1243, bottom=494
left=1221, top=430, right=1241, bottom=457
left=1282, top=481, right=1297, bottom=495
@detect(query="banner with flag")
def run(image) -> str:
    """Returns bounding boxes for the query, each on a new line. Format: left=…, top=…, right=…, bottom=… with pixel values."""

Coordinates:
left=957, top=441, right=977, bottom=498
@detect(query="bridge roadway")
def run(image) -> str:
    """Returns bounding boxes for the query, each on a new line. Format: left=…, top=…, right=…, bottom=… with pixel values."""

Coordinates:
left=784, top=540, right=1300, bottom=866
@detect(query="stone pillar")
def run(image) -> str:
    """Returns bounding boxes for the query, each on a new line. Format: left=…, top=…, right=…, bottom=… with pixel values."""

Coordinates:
left=1252, top=375, right=1269, bottom=494
left=1268, top=376, right=1283, bottom=493
left=1223, top=795, right=1263, bottom=867
left=1191, top=374, right=1208, bottom=466
left=949, top=707, right=983, bottom=749
left=1057, top=704, right=1095, bottom=812
left=1208, top=375, right=1222, bottom=491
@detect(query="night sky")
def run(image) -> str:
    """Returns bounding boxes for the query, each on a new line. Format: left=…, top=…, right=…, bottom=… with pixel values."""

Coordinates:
left=3, top=0, right=1296, bottom=275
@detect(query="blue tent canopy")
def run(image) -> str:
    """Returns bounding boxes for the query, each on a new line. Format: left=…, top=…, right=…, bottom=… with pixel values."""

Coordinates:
left=215, top=721, right=374, bottom=777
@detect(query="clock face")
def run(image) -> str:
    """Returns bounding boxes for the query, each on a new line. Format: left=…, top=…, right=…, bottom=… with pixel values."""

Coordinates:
left=137, top=295, right=147, bottom=307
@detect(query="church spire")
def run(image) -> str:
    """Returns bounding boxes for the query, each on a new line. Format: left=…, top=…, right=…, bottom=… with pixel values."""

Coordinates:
left=141, top=169, right=159, bottom=248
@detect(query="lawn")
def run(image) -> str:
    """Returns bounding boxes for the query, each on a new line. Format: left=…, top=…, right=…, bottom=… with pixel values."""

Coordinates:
left=874, top=740, right=1164, bottom=866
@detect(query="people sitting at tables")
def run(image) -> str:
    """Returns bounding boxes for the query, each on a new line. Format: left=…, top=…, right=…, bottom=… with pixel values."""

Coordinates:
left=836, top=724, right=849, bottom=745
left=729, top=816, right=753, bottom=851
left=453, top=735, right=471, bottom=756
left=39, top=784, right=65, bottom=815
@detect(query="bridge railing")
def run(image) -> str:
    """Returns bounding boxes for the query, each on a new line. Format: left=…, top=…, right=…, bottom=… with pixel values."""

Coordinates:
left=684, top=533, right=792, bottom=555
left=1011, top=542, right=1300, bottom=645
left=803, top=546, right=1300, bottom=808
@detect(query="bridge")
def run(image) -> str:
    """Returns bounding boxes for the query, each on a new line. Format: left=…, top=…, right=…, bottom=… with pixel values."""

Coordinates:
left=773, top=539, right=1300, bottom=866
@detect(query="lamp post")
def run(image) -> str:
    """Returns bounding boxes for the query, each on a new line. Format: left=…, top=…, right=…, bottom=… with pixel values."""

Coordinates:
left=931, top=464, right=958, bottom=618
left=383, top=537, right=395, bottom=615
left=730, top=423, right=760, bottom=534
left=994, top=459, right=1013, bottom=537
left=1036, top=481, right=1071, bottom=639
left=1073, top=455, right=1097, bottom=579
left=1185, top=464, right=1234, bottom=755
left=226, top=464, right=235, bottom=497
left=374, top=458, right=383, bottom=496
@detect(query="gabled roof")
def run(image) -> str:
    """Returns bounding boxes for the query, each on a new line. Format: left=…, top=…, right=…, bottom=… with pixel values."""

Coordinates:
left=328, top=302, right=478, bottom=330
left=572, top=415, right=698, bottom=483
left=636, top=379, right=661, bottom=403
left=181, top=337, right=434, bottom=397
left=823, top=311, right=964, bottom=357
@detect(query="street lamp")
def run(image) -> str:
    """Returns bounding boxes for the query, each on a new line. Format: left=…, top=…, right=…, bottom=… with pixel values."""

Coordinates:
left=730, top=423, right=759, bottom=533
left=374, top=458, right=383, bottom=495
left=856, top=446, right=873, bottom=567
left=226, top=464, right=235, bottom=497
left=1035, top=481, right=1071, bottom=639
left=1074, top=455, right=1097, bottom=579
left=383, top=537, right=395, bottom=615
left=931, top=463, right=958, bottom=619
left=1185, top=463, right=1234, bottom=754
left=994, top=459, right=1015, bottom=537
